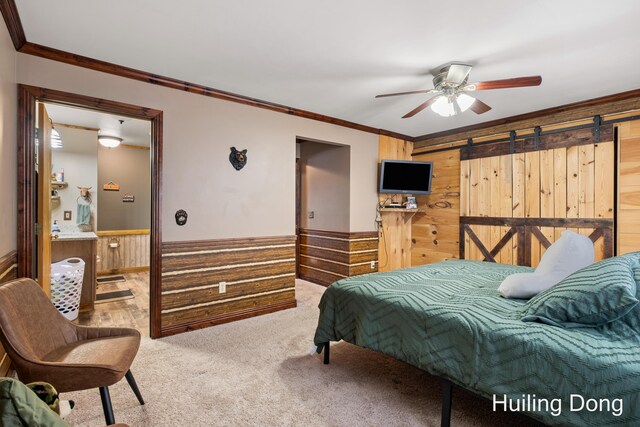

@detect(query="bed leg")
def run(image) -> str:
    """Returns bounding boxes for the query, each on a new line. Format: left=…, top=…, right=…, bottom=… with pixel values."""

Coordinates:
left=323, top=342, right=330, bottom=365
left=441, top=380, right=452, bottom=427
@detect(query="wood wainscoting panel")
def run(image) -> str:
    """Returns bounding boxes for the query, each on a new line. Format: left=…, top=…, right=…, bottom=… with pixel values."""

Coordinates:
left=0, top=250, right=18, bottom=376
left=97, top=230, right=150, bottom=275
left=410, top=149, right=461, bottom=265
left=299, top=229, right=378, bottom=286
left=161, top=236, right=297, bottom=334
left=618, top=121, right=640, bottom=255
left=378, top=135, right=414, bottom=272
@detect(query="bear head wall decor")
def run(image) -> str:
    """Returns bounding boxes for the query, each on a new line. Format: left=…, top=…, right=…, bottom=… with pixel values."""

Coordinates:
left=175, top=209, right=188, bottom=226
left=229, top=147, right=248, bottom=170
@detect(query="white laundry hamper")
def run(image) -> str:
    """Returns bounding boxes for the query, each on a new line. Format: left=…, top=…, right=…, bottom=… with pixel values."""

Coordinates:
left=50, top=257, right=85, bottom=321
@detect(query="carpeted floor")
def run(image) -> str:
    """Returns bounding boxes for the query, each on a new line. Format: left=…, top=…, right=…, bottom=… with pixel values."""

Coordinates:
left=64, top=280, right=538, bottom=427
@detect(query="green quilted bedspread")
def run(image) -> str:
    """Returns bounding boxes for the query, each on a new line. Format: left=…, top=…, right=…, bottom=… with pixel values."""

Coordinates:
left=313, top=260, right=640, bottom=426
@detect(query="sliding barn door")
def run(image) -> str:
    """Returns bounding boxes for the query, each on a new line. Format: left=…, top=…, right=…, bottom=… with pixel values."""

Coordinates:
left=460, top=142, right=614, bottom=267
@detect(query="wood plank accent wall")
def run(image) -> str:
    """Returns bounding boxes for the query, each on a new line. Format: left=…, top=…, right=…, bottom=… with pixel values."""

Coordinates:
left=459, top=140, right=615, bottom=267
left=97, top=230, right=150, bottom=275
left=160, top=236, right=297, bottom=335
left=299, top=229, right=378, bottom=286
left=0, top=251, right=18, bottom=377
left=618, top=120, right=640, bottom=254
left=411, top=150, right=461, bottom=265
left=378, top=135, right=414, bottom=272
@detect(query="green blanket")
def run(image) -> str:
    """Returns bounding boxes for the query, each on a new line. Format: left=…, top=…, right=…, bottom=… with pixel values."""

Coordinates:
left=313, top=260, right=640, bottom=426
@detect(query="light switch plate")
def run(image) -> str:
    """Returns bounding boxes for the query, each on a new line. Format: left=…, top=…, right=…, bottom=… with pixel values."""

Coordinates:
left=219, top=282, right=227, bottom=293
left=64, top=211, right=72, bottom=221
left=308, top=211, right=314, bottom=219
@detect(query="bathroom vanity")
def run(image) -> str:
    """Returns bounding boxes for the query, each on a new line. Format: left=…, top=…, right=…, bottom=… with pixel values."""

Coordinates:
left=51, top=232, right=98, bottom=311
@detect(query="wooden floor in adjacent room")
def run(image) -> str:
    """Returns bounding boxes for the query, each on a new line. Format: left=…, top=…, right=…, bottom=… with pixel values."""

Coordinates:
left=75, top=271, right=150, bottom=336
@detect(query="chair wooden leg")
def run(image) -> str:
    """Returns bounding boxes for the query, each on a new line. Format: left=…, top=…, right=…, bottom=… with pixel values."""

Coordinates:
left=125, top=370, right=145, bottom=405
left=99, top=386, right=115, bottom=426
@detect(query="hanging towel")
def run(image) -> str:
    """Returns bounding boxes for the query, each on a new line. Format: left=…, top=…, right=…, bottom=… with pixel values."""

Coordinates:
left=76, top=204, right=91, bottom=225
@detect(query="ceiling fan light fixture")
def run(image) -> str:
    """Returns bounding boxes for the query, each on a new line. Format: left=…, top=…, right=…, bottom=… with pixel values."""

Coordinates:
left=455, top=93, right=476, bottom=113
left=98, top=135, right=122, bottom=148
left=430, top=95, right=456, bottom=117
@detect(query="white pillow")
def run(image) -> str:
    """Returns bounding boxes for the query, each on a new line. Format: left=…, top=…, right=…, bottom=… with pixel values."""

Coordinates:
left=535, top=230, right=594, bottom=276
left=498, top=272, right=564, bottom=299
left=498, top=230, right=594, bottom=299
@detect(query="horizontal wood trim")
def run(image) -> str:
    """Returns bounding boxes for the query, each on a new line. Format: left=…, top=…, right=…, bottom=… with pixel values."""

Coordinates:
left=19, top=84, right=162, bottom=120
left=162, top=276, right=293, bottom=311
left=162, top=260, right=296, bottom=292
left=460, top=216, right=613, bottom=228
left=160, top=298, right=297, bottom=337
left=298, top=229, right=378, bottom=286
left=163, top=235, right=295, bottom=252
left=299, top=228, right=378, bottom=241
left=161, top=236, right=296, bottom=328
left=300, top=245, right=349, bottom=263
left=300, top=255, right=350, bottom=276
left=161, top=288, right=295, bottom=328
left=300, top=235, right=349, bottom=251
left=18, top=42, right=411, bottom=141
left=349, top=264, right=378, bottom=276
left=414, top=88, right=640, bottom=148
left=349, top=251, right=379, bottom=264
left=459, top=126, right=614, bottom=160
left=299, top=265, right=345, bottom=287
left=0, top=250, right=18, bottom=284
left=163, top=245, right=294, bottom=272
left=97, top=229, right=150, bottom=236
left=0, top=0, right=25, bottom=50
left=350, top=240, right=379, bottom=252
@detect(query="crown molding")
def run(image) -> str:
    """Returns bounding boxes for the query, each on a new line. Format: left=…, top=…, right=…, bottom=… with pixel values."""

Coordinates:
left=17, top=42, right=412, bottom=141
left=0, top=0, right=25, bottom=50
left=414, top=87, right=640, bottom=148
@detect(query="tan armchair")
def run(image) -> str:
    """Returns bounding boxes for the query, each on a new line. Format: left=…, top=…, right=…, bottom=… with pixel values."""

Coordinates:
left=0, top=278, right=144, bottom=425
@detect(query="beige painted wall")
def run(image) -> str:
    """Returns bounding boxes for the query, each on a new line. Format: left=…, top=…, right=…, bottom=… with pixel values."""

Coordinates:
left=98, top=145, right=151, bottom=231
left=51, top=126, right=98, bottom=232
left=0, top=23, right=17, bottom=256
left=300, top=141, right=350, bottom=231
left=16, top=54, right=379, bottom=242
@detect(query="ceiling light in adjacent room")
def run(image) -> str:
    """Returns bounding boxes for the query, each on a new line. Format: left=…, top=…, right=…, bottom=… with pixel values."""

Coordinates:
left=98, top=135, right=122, bottom=148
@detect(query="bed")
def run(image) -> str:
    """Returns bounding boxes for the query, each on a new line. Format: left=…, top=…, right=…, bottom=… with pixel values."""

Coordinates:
left=313, top=260, right=640, bottom=427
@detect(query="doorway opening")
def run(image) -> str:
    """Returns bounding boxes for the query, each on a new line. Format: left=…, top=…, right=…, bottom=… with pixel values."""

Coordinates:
left=295, top=138, right=350, bottom=286
left=17, top=85, right=163, bottom=338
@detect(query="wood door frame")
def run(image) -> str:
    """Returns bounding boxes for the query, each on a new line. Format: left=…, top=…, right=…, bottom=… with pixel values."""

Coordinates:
left=295, top=158, right=301, bottom=278
left=17, top=84, right=163, bottom=338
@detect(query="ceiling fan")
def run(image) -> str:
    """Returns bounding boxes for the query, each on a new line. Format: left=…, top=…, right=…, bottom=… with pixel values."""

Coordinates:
left=375, top=64, right=542, bottom=118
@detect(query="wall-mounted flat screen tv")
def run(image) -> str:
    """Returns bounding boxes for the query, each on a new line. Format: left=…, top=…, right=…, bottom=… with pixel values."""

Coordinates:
left=379, top=160, right=433, bottom=195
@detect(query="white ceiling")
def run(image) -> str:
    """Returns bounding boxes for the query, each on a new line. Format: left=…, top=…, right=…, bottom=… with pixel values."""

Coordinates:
left=45, top=103, right=151, bottom=147
left=17, top=0, right=640, bottom=137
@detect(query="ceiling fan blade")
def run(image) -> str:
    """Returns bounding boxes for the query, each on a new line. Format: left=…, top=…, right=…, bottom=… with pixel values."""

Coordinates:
left=469, top=98, right=492, bottom=114
left=445, top=63, right=473, bottom=85
left=375, top=89, right=437, bottom=98
left=466, top=76, right=542, bottom=91
left=402, top=97, right=438, bottom=119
